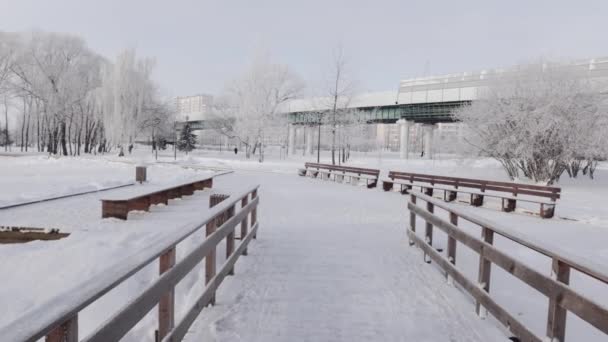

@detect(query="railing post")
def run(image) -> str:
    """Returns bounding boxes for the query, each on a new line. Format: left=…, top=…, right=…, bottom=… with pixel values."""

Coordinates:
left=424, top=200, right=434, bottom=263
left=409, top=194, right=416, bottom=246
left=546, top=258, right=570, bottom=341
left=447, top=212, right=458, bottom=285
left=241, top=195, right=249, bottom=255
left=207, top=194, right=228, bottom=305
left=477, top=227, right=494, bottom=318
left=46, top=315, right=78, bottom=342
left=158, top=247, right=176, bottom=340
left=226, top=204, right=236, bottom=275
left=251, top=190, right=258, bottom=239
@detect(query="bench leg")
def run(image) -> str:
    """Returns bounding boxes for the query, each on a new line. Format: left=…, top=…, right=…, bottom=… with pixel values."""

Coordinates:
left=445, top=190, right=457, bottom=202
left=383, top=181, right=394, bottom=192
left=400, top=185, right=411, bottom=195
left=540, top=203, right=555, bottom=218
left=423, top=187, right=433, bottom=196
left=502, top=198, right=516, bottom=212
left=367, top=180, right=377, bottom=189
left=470, top=194, right=484, bottom=207
left=298, top=169, right=307, bottom=176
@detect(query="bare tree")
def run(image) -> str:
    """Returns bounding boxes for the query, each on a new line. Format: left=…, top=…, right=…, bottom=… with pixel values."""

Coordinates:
left=222, top=56, right=304, bottom=162
left=324, top=47, right=355, bottom=165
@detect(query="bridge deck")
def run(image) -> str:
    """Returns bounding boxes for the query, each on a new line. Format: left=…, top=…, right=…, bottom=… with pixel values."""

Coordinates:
left=185, top=172, right=506, bottom=341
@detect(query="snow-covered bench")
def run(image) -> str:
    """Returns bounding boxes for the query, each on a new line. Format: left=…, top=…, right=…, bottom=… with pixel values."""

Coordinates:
left=101, top=176, right=214, bottom=220
left=382, top=171, right=561, bottom=218
left=298, top=162, right=380, bottom=188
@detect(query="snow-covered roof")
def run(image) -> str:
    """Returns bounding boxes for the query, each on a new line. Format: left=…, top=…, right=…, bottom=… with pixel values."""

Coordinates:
left=279, top=90, right=399, bottom=113
left=281, top=57, right=608, bottom=114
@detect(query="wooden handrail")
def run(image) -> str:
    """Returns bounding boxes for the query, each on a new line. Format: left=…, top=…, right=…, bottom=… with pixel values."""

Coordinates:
left=413, top=192, right=608, bottom=284
left=0, top=185, right=260, bottom=342
left=407, top=191, right=608, bottom=341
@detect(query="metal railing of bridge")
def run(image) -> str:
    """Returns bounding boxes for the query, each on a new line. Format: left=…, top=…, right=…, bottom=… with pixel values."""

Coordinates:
left=407, top=192, right=608, bottom=342
left=0, top=185, right=260, bottom=342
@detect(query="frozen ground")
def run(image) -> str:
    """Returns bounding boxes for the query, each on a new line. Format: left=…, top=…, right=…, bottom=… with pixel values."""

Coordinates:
left=0, top=148, right=606, bottom=341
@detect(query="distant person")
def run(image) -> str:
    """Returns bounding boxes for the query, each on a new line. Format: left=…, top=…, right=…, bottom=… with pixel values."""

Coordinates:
left=128, top=144, right=133, bottom=154
left=234, top=147, right=238, bottom=155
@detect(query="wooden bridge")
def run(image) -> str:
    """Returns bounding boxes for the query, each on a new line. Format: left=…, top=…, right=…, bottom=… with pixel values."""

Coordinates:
left=0, top=172, right=607, bottom=341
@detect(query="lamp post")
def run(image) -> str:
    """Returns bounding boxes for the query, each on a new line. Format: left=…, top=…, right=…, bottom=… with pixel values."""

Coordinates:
left=316, top=112, right=322, bottom=163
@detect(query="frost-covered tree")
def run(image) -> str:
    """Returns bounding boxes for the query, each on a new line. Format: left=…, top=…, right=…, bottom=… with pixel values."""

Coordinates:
left=323, top=47, right=355, bottom=165
left=177, top=122, right=197, bottom=153
left=100, top=48, right=156, bottom=150
left=455, top=63, right=608, bottom=184
left=222, top=55, right=304, bottom=162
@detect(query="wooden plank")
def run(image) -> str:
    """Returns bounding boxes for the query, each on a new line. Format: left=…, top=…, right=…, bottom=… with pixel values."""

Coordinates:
left=226, top=205, right=236, bottom=275
left=82, top=200, right=257, bottom=342
left=447, top=212, right=457, bottom=284
left=408, top=203, right=608, bottom=336
left=407, top=230, right=542, bottom=342
left=4, top=186, right=259, bottom=342
left=241, top=196, right=249, bottom=255
left=546, top=258, right=570, bottom=342
left=424, top=201, right=434, bottom=263
left=410, top=192, right=608, bottom=285
left=162, top=222, right=259, bottom=342
left=158, top=247, right=176, bottom=340
left=408, top=195, right=416, bottom=246
left=45, top=315, right=78, bottom=342
left=207, top=194, right=228, bottom=305
left=251, top=190, right=258, bottom=239
left=477, top=227, right=494, bottom=317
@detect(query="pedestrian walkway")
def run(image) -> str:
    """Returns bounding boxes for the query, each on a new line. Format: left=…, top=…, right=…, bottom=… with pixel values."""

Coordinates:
left=185, top=172, right=506, bottom=341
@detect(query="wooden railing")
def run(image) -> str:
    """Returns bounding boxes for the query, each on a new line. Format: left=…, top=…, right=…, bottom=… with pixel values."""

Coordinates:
left=0, top=185, right=260, bottom=342
left=407, top=192, right=608, bottom=342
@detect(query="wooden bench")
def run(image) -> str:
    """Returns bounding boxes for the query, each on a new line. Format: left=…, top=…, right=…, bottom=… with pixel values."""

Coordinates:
left=382, top=171, right=561, bottom=218
left=298, top=162, right=380, bottom=188
left=101, top=176, right=214, bottom=220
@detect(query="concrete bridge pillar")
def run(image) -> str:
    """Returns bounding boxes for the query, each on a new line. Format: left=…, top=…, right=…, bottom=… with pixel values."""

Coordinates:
left=423, top=124, right=435, bottom=159
left=288, top=124, right=296, bottom=156
left=398, top=119, right=411, bottom=159
left=306, top=126, right=313, bottom=155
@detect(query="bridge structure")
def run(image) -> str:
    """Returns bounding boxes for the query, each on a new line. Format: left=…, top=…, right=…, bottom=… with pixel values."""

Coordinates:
left=283, top=57, right=608, bottom=159
left=177, top=57, right=608, bottom=159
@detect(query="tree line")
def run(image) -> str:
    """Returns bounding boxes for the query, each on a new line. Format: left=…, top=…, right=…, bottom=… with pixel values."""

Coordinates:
left=0, top=30, right=174, bottom=155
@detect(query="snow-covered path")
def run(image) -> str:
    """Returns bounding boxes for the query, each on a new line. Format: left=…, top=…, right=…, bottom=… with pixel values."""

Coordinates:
left=187, top=172, right=506, bottom=341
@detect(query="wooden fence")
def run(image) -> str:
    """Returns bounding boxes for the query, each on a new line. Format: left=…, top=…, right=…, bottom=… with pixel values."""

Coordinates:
left=1, top=185, right=260, bottom=342
left=407, top=192, right=608, bottom=342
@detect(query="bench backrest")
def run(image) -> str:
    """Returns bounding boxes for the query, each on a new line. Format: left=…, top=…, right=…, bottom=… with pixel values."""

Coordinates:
left=388, top=171, right=561, bottom=200
left=304, top=162, right=380, bottom=177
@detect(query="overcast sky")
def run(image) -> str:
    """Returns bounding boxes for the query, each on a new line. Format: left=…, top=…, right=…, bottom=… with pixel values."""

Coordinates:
left=2, top=0, right=607, bottom=97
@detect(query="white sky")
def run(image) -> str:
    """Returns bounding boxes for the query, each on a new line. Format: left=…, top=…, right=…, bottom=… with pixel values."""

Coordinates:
left=2, top=0, right=607, bottom=97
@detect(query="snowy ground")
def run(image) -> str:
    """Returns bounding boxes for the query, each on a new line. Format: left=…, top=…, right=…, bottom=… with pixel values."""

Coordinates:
left=0, top=147, right=607, bottom=341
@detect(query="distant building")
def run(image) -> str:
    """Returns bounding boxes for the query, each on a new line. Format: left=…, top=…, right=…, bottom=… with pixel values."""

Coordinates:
left=175, top=94, right=213, bottom=122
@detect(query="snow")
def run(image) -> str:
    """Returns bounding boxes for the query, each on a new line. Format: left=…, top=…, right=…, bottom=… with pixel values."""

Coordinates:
left=182, top=171, right=506, bottom=341
left=279, top=90, right=399, bottom=113
left=0, top=149, right=607, bottom=341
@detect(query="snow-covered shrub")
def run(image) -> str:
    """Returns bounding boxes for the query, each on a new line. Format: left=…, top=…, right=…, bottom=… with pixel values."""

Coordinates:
left=455, top=62, right=608, bottom=184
